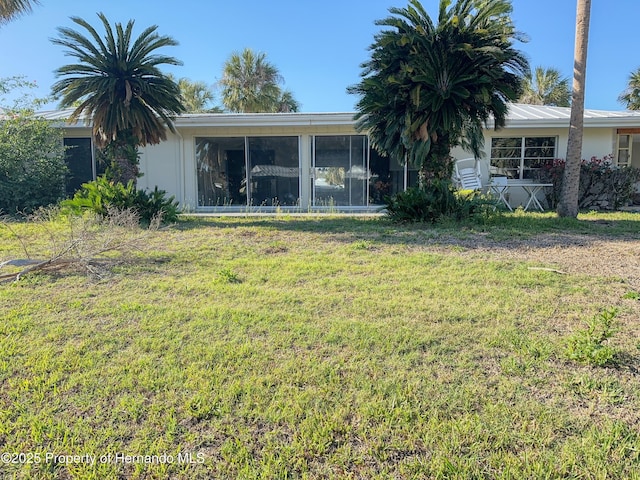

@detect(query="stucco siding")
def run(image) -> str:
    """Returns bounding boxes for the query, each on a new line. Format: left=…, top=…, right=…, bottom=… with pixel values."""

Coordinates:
left=138, top=133, right=183, bottom=204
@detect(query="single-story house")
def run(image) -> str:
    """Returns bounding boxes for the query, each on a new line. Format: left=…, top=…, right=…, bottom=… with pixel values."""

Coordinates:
left=46, top=103, right=640, bottom=212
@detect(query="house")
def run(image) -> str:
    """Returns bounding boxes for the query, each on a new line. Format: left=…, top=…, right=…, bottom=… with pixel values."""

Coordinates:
left=47, top=104, right=640, bottom=212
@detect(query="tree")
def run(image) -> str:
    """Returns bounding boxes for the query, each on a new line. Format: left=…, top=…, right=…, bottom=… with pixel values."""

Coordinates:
left=51, top=13, right=185, bottom=185
left=219, top=48, right=300, bottom=113
left=519, top=66, right=571, bottom=107
left=277, top=89, right=300, bottom=113
left=0, top=0, right=39, bottom=25
left=170, top=75, right=221, bottom=113
left=349, top=0, right=528, bottom=185
left=0, top=77, right=67, bottom=214
left=557, top=0, right=591, bottom=218
left=618, top=68, right=640, bottom=110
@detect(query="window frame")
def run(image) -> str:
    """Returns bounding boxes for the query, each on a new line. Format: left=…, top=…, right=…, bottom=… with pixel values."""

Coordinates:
left=490, top=136, right=557, bottom=180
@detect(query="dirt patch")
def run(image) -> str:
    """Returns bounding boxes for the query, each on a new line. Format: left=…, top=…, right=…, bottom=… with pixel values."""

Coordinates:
left=434, top=233, right=640, bottom=291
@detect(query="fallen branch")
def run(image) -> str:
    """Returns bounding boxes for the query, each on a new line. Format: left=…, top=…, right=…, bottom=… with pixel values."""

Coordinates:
left=528, top=267, right=568, bottom=275
left=1, top=207, right=164, bottom=284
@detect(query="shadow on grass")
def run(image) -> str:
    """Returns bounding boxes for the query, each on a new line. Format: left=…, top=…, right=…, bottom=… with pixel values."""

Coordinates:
left=174, top=211, right=640, bottom=250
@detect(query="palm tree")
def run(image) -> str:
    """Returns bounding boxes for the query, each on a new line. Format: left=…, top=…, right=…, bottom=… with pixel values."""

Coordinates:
left=349, top=0, right=528, bottom=185
left=557, top=0, right=591, bottom=218
left=219, top=48, right=298, bottom=113
left=0, top=0, right=39, bottom=24
left=51, top=13, right=185, bottom=184
left=277, top=90, right=300, bottom=113
left=170, top=75, right=221, bottom=113
left=618, top=68, right=640, bottom=110
left=519, top=66, right=571, bottom=107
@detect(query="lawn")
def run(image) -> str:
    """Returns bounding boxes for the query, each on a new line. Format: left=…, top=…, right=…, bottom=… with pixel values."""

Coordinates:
left=1, top=212, right=639, bottom=479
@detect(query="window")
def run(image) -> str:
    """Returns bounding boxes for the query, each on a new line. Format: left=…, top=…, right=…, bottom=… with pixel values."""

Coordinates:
left=196, top=136, right=300, bottom=207
left=313, top=135, right=367, bottom=206
left=615, top=129, right=640, bottom=167
left=64, top=137, right=97, bottom=196
left=490, top=136, right=556, bottom=180
left=196, top=137, right=246, bottom=206
left=248, top=136, right=299, bottom=206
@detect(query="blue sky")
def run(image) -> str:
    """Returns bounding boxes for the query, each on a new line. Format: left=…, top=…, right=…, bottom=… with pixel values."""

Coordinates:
left=1, top=0, right=638, bottom=112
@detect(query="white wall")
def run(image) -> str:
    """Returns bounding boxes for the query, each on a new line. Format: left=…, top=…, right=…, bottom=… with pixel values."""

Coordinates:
left=137, top=132, right=183, bottom=205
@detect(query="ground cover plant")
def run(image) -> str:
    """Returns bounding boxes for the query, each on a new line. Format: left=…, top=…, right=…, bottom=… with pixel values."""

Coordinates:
left=1, top=212, right=639, bottom=479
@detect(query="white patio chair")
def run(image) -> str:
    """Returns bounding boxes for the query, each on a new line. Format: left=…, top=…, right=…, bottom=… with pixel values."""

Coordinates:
left=454, top=158, right=482, bottom=191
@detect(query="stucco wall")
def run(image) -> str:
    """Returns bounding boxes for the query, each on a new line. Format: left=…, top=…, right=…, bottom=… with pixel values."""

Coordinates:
left=137, top=133, right=183, bottom=204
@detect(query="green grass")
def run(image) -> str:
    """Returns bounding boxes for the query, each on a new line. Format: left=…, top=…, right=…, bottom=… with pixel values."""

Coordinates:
left=1, top=212, right=639, bottom=479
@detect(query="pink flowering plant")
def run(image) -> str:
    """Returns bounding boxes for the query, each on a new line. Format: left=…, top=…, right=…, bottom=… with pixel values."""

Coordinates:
left=535, top=155, right=640, bottom=210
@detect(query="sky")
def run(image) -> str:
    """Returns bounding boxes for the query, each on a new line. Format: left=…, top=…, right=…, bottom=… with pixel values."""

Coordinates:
left=1, top=0, right=638, bottom=113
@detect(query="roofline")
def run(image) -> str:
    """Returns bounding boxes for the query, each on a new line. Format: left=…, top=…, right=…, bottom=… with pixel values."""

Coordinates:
left=174, top=112, right=357, bottom=128
left=34, top=105, right=640, bottom=131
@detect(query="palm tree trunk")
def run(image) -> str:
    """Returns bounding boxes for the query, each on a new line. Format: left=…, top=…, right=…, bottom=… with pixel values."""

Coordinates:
left=109, top=157, right=139, bottom=186
left=558, top=0, right=591, bottom=218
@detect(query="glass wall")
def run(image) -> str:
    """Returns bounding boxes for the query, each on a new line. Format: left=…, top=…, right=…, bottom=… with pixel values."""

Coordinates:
left=368, top=148, right=418, bottom=204
left=313, top=135, right=367, bottom=206
left=248, top=137, right=299, bottom=206
left=195, top=134, right=422, bottom=209
left=196, top=136, right=300, bottom=207
left=196, top=137, right=247, bottom=206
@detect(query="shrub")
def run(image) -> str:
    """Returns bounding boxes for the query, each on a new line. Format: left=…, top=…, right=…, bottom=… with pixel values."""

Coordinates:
left=536, top=156, right=640, bottom=210
left=61, top=176, right=179, bottom=223
left=0, top=113, right=67, bottom=214
left=384, top=181, right=499, bottom=223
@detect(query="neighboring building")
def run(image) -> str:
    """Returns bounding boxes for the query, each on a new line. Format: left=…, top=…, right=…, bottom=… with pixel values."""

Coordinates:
left=45, top=104, right=640, bottom=211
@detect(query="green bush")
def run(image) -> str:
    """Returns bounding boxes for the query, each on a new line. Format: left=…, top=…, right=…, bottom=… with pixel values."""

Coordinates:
left=61, top=176, right=179, bottom=223
left=384, top=181, right=499, bottom=223
left=0, top=114, right=67, bottom=214
left=566, top=308, right=618, bottom=367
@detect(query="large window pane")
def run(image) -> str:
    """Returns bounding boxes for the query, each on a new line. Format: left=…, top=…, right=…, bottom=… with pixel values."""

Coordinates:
left=314, top=135, right=367, bottom=206
left=196, top=137, right=246, bottom=206
left=248, top=137, right=299, bottom=206
left=64, top=138, right=93, bottom=196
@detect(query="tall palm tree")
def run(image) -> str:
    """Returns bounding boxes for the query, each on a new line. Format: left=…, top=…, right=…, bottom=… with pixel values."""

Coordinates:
left=519, top=66, right=571, bottom=107
left=618, top=68, right=640, bottom=110
left=51, top=13, right=185, bottom=184
left=349, top=0, right=528, bottom=184
left=0, top=0, right=39, bottom=24
left=557, top=0, right=591, bottom=218
left=220, top=48, right=298, bottom=113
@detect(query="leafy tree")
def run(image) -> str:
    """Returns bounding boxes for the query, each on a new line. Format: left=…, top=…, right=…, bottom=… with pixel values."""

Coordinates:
left=558, top=0, right=591, bottom=218
left=0, top=77, right=67, bottom=214
left=519, top=66, right=571, bottom=107
left=50, top=13, right=185, bottom=185
left=220, top=48, right=300, bottom=113
left=618, top=68, right=640, bottom=110
left=0, top=0, right=39, bottom=24
left=349, top=0, right=528, bottom=186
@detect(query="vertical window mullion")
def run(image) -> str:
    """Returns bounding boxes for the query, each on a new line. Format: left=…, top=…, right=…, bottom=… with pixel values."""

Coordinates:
left=244, top=136, right=250, bottom=206
left=520, top=137, right=526, bottom=180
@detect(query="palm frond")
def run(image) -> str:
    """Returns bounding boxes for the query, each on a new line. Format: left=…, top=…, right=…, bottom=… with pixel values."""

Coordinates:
left=51, top=13, right=184, bottom=148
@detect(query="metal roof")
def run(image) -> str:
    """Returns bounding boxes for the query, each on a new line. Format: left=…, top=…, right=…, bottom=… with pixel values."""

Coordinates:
left=492, top=103, right=640, bottom=128
left=31, top=104, right=640, bottom=130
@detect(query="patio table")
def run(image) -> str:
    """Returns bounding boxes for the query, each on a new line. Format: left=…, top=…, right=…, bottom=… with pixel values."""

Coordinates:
left=489, top=181, right=553, bottom=211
